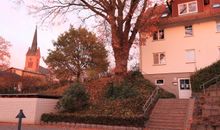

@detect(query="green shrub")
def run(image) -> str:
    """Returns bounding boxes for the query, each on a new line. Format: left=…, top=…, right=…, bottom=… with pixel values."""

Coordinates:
left=191, top=60, right=220, bottom=92
left=57, top=82, right=89, bottom=112
left=0, top=87, right=18, bottom=94
left=105, top=81, right=138, bottom=100
left=158, top=89, right=176, bottom=98
left=41, top=113, right=146, bottom=127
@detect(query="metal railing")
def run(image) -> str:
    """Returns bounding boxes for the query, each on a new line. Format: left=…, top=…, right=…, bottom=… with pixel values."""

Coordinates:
left=143, top=86, right=160, bottom=115
left=200, top=74, right=220, bottom=94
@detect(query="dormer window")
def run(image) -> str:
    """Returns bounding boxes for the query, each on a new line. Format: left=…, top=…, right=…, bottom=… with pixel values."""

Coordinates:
left=153, top=29, right=164, bottom=40
left=178, top=1, right=198, bottom=15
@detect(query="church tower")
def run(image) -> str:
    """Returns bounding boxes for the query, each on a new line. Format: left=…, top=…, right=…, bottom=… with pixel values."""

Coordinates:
left=24, top=27, right=40, bottom=73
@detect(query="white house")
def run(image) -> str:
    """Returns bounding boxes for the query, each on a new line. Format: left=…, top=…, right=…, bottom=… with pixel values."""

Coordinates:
left=140, top=0, right=220, bottom=98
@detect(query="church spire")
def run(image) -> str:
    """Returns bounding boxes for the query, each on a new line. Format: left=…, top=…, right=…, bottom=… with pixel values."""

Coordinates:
left=31, top=26, right=37, bottom=53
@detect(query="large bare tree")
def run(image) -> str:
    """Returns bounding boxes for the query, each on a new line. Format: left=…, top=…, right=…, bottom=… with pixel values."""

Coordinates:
left=18, top=0, right=162, bottom=77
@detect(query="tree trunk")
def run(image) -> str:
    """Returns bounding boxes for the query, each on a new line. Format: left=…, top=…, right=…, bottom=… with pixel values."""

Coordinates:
left=113, top=47, right=129, bottom=77
left=76, top=71, right=80, bottom=82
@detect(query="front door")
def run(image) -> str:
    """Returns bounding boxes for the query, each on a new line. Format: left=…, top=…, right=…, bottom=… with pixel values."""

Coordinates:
left=178, top=78, right=192, bottom=99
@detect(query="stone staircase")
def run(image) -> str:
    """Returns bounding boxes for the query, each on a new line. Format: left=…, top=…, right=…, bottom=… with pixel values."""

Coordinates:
left=202, top=85, right=220, bottom=118
left=191, top=84, right=220, bottom=130
left=146, top=99, right=194, bottom=130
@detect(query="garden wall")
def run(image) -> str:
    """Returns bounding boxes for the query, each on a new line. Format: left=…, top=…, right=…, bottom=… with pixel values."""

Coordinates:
left=0, top=94, right=59, bottom=124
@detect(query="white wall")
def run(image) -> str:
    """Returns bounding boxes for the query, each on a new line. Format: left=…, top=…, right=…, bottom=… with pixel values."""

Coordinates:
left=0, top=97, right=58, bottom=124
left=35, top=98, right=58, bottom=124
left=140, top=21, right=220, bottom=74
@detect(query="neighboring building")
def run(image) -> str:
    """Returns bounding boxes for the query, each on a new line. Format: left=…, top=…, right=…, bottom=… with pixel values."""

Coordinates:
left=6, top=67, right=46, bottom=79
left=140, top=0, right=220, bottom=98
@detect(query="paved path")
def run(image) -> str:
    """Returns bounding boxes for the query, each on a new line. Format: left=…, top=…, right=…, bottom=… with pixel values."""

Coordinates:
left=0, top=123, right=102, bottom=130
left=0, top=123, right=146, bottom=130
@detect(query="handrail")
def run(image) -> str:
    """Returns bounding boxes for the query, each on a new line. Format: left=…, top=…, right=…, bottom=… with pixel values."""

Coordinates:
left=143, top=86, right=160, bottom=114
left=200, top=74, right=220, bottom=94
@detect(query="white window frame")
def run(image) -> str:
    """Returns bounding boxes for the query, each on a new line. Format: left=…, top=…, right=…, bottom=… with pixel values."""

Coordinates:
left=153, top=52, right=166, bottom=65
left=185, top=25, right=193, bottom=37
left=155, top=79, right=164, bottom=86
left=216, top=21, right=220, bottom=32
left=153, top=29, right=164, bottom=41
left=185, top=49, right=196, bottom=63
left=178, top=1, right=198, bottom=15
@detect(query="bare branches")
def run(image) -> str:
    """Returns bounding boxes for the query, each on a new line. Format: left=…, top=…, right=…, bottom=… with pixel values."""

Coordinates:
left=0, top=36, right=11, bottom=70
left=17, top=0, right=163, bottom=75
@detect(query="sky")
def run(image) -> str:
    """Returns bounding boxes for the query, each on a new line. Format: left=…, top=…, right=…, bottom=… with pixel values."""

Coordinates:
left=0, top=1, right=86, bottom=69
left=0, top=0, right=139, bottom=70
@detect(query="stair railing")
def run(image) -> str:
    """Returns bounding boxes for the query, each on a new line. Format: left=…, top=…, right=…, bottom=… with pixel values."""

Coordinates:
left=200, top=74, right=220, bottom=94
left=143, top=86, right=160, bottom=115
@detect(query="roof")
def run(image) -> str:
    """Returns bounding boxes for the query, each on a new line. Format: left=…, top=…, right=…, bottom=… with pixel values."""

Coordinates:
left=160, top=8, right=220, bottom=27
left=7, top=67, right=46, bottom=76
left=39, top=66, right=49, bottom=75
left=142, top=2, right=220, bottom=30
left=0, top=71, right=21, bottom=79
left=27, top=26, right=38, bottom=55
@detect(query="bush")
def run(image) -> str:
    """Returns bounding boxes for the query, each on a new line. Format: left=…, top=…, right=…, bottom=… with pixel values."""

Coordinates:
left=57, top=82, right=89, bottom=112
left=0, top=87, right=18, bottom=94
left=41, top=113, right=146, bottom=127
left=191, top=60, right=220, bottom=92
left=158, top=88, right=176, bottom=98
left=105, top=82, right=138, bottom=100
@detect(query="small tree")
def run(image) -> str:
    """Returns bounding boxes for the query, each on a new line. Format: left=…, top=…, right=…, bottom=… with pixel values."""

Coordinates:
left=45, top=26, right=109, bottom=81
left=57, top=83, right=89, bottom=112
left=0, top=36, right=11, bottom=70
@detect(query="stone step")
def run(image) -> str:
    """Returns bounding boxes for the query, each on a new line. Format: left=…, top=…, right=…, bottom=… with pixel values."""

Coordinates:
left=150, top=113, right=186, bottom=119
left=146, top=99, right=194, bottom=130
left=147, top=128, right=183, bottom=130
left=202, top=104, right=220, bottom=110
left=150, top=115, right=185, bottom=120
left=147, top=122, right=184, bottom=130
left=154, top=106, right=188, bottom=110
left=147, top=120, right=184, bottom=126
left=149, top=118, right=184, bottom=124
left=155, top=104, right=188, bottom=108
left=152, top=109, right=186, bottom=114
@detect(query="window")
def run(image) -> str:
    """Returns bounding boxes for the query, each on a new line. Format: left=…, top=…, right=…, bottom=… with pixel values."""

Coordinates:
left=153, top=29, right=164, bottom=40
left=213, top=3, right=220, bottom=8
left=185, top=25, right=193, bottom=36
left=216, top=22, right=220, bottom=32
left=179, top=79, right=190, bottom=90
left=186, top=49, right=196, bottom=63
left=178, top=1, right=198, bottom=15
left=153, top=52, right=166, bottom=65
left=155, top=79, right=164, bottom=85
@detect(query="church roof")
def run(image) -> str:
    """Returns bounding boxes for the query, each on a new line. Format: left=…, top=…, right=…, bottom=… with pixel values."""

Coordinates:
left=39, top=66, right=49, bottom=75
left=27, top=27, right=38, bottom=55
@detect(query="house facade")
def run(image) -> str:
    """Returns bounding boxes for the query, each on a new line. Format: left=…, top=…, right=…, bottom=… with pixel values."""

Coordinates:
left=140, top=0, right=220, bottom=98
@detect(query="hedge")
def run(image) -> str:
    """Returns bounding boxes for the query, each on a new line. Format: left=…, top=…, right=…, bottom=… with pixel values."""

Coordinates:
left=191, top=60, right=220, bottom=92
left=41, top=113, right=147, bottom=127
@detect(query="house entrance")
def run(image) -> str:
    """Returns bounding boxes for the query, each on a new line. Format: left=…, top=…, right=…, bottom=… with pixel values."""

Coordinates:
left=178, top=78, right=192, bottom=99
